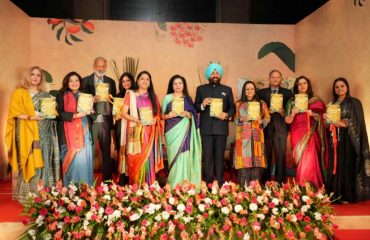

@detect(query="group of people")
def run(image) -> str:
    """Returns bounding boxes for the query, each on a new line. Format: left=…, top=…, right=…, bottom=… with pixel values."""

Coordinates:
left=5, top=57, right=370, bottom=204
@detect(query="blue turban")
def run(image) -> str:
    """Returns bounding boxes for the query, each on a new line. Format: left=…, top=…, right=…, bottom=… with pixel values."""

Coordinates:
left=205, top=63, right=223, bottom=80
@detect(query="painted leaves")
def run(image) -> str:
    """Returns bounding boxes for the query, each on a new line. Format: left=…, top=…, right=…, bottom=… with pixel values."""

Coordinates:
left=158, top=22, right=205, bottom=48
left=47, top=19, right=95, bottom=45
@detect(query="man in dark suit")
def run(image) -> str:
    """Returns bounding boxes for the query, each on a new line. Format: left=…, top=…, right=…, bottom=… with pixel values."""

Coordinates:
left=195, top=63, right=235, bottom=185
left=258, top=70, right=292, bottom=183
left=83, top=57, right=117, bottom=182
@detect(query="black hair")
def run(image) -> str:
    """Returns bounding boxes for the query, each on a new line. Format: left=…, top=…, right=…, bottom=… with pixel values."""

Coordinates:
left=134, top=71, right=158, bottom=115
left=166, top=74, right=189, bottom=96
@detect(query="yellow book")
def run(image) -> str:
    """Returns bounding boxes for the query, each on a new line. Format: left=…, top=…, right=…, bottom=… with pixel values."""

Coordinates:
left=77, top=93, right=93, bottom=112
left=326, top=103, right=341, bottom=124
left=112, top=97, right=124, bottom=116
left=96, top=83, right=109, bottom=101
left=172, top=97, right=184, bottom=115
left=210, top=98, right=223, bottom=117
left=295, top=94, right=308, bottom=112
left=139, top=107, right=153, bottom=125
left=270, top=94, right=283, bottom=112
left=247, top=102, right=260, bottom=120
left=40, top=97, right=57, bottom=119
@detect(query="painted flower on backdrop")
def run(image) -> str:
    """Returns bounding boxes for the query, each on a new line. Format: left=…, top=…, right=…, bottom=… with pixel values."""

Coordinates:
left=157, top=22, right=205, bottom=48
left=47, top=19, right=95, bottom=45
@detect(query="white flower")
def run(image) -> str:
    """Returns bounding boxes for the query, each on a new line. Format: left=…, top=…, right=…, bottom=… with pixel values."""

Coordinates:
left=44, top=234, right=52, bottom=240
left=98, top=207, right=104, bottom=216
left=61, top=197, right=70, bottom=204
left=198, top=204, right=205, bottom=212
left=257, top=196, right=263, bottom=204
left=154, top=204, right=161, bottom=211
left=155, top=214, right=162, bottom=221
left=234, top=204, right=243, bottom=213
left=249, top=203, right=258, bottom=211
left=136, top=190, right=143, bottom=196
left=73, top=196, right=80, bottom=202
left=314, top=212, right=322, bottom=221
left=221, top=207, right=230, bottom=215
left=282, top=207, right=288, bottom=213
left=243, top=233, right=250, bottom=240
left=317, top=193, right=324, bottom=199
left=289, top=214, right=297, bottom=222
left=28, top=229, right=36, bottom=236
left=187, top=189, right=196, bottom=195
left=129, top=213, right=140, bottom=221
left=57, top=221, right=64, bottom=229
left=204, top=198, right=212, bottom=205
left=44, top=200, right=51, bottom=206
left=169, top=197, right=175, bottom=205
left=83, top=220, right=89, bottom=229
left=211, top=187, right=218, bottom=195
left=51, top=190, right=59, bottom=197
left=85, top=211, right=93, bottom=221
left=182, top=216, right=194, bottom=223
left=272, top=208, right=279, bottom=215
left=272, top=198, right=279, bottom=206
left=265, top=189, right=271, bottom=196
left=103, top=195, right=111, bottom=201
left=288, top=203, right=293, bottom=210
left=302, top=195, right=310, bottom=202
left=174, top=212, right=184, bottom=219
left=112, top=210, right=121, bottom=219
left=257, top=213, right=265, bottom=220
left=77, top=199, right=84, bottom=206
left=161, top=211, right=170, bottom=220
left=301, top=204, right=311, bottom=213
left=36, top=215, right=44, bottom=227
left=177, top=203, right=185, bottom=212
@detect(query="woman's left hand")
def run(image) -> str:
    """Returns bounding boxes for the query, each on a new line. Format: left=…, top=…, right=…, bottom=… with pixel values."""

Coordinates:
left=306, top=109, right=313, bottom=116
left=180, top=111, right=192, bottom=119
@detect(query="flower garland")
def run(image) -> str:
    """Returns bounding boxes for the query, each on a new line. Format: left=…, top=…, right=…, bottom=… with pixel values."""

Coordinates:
left=20, top=180, right=335, bottom=240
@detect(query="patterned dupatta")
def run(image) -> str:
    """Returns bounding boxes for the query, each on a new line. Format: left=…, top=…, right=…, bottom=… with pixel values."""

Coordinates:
left=62, top=91, right=85, bottom=176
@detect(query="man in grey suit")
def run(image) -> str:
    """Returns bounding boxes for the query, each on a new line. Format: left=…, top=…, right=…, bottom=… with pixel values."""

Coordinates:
left=195, top=63, right=235, bottom=185
left=83, top=57, right=117, bottom=182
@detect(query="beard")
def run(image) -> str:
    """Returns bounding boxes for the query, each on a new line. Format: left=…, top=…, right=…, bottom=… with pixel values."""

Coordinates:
left=94, top=70, right=105, bottom=79
left=210, top=77, right=221, bottom=85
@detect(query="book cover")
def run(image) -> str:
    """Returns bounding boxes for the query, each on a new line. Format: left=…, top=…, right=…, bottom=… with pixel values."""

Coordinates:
left=40, top=97, right=57, bottom=119
left=326, top=103, right=341, bottom=124
left=247, top=101, right=261, bottom=120
left=96, top=83, right=109, bottom=101
left=172, top=97, right=184, bottom=115
left=294, top=94, right=308, bottom=112
left=210, top=98, right=223, bottom=117
left=270, top=94, right=283, bottom=112
left=77, top=93, right=93, bottom=113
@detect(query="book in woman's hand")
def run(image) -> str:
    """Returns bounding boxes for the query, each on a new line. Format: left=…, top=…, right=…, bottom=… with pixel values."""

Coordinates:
left=247, top=101, right=260, bottom=120
left=294, top=94, right=308, bottom=112
left=77, top=93, right=93, bottom=113
left=172, top=97, right=184, bottom=115
left=210, top=98, right=223, bottom=117
left=96, top=83, right=109, bottom=101
left=326, top=103, right=341, bottom=124
left=112, top=97, right=124, bottom=116
left=270, top=94, right=283, bottom=112
left=40, top=97, right=57, bottom=119
left=139, top=107, right=153, bottom=125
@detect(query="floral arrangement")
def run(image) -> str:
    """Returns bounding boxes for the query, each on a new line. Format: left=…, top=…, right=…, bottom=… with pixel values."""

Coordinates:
left=20, top=180, right=335, bottom=240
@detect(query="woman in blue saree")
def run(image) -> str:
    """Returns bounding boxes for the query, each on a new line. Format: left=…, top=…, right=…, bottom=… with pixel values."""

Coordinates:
left=162, top=75, right=202, bottom=189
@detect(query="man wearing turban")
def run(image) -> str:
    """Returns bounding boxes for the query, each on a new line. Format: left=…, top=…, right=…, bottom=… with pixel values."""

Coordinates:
left=195, top=63, right=235, bottom=185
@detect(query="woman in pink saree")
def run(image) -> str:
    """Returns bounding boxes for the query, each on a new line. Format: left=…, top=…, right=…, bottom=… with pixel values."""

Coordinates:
left=285, top=76, right=327, bottom=188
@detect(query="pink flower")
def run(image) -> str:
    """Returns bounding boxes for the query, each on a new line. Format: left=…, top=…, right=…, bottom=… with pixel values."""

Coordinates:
left=222, top=223, right=230, bottom=231
left=34, top=197, right=41, bottom=203
left=252, top=221, right=261, bottom=231
left=296, top=212, right=303, bottom=221
left=305, top=225, right=312, bottom=232
left=22, top=217, right=30, bottom=225
left=185, top=205, right=193, bottom=214
left=178, top=223, right=185, bottom=231
left=269, top=202, right=275, bottom=208
left=64, top=216, right=70, bottom=223
left=75, top=206, right=83, bottom=214
left=58, top=199, right=64, bottom=205
left=105, top=206, right=114, bottom=215
left=96, top=186, right=103, bottom=194
left=117, top=191, right=124, bottom=199
left=39, top=208, right=48, bottom=216
left=270, top=233, right=276, bottom=239
left=304, top=216, right=311, bottom=223
left=209, top=228, right=214, bottom=235
left=221, top=198, right=228, bottom=206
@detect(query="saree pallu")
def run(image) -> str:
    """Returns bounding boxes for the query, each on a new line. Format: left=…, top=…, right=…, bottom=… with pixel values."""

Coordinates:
left=162, top=94, right=202, bottom=189
left=61, top=91, right=93, bottom=186
left=7, top=90, right=60, bottom=202
left=234, top=100, right=270, bottom=169
left=288, top=96, right=327, bottom=188
left=124, top=92, right=164, bottom=186
left=326, top=97, right=370, bottom=202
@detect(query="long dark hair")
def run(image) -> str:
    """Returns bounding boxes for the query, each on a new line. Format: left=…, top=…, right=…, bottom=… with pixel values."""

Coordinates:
left=134, top=71, right=158, bottom=115
left=293, top=76, right=314, bottom=99
left=166, top=74, right=189, bottom=96
left=60, top=71, right=84, bottom=93
left=118, top=72, right=135, bottom=97
left=332, top=77, right=350, bottom=102
left=240, top=81, right=259, bottom=102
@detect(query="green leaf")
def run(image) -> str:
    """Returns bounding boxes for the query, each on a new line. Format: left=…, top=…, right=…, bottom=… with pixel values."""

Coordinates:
left=81, top=24, right=93, bottom=34
left=51, top=24, right=58, bottom=31
left=65, top=35, right=73, bottom=45
left=42, top=70, right=54, bottom=83
left=56, top=27, right=64, bottom=41
left=258, top=42, right=295, bottom=72
left=70, top=34, right=83, bottom=42
left=157, top=22, right=167, bottom=31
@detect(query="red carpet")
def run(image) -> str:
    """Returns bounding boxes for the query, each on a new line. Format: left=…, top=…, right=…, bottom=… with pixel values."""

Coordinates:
left=333, top=200, right=370, bottom=216
left=334, top=230, right=370, bottom=240
left=0, top=179, right=23, bottom=222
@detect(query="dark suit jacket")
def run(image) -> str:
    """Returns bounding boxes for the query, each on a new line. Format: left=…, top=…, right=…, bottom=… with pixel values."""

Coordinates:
left=83, top=74, right=117, bottom=130
left=257, top=87, right=292, bottom=136
left=56, top=91, right=96, bottom=146
left=195, top=83, right=235, bottom=136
